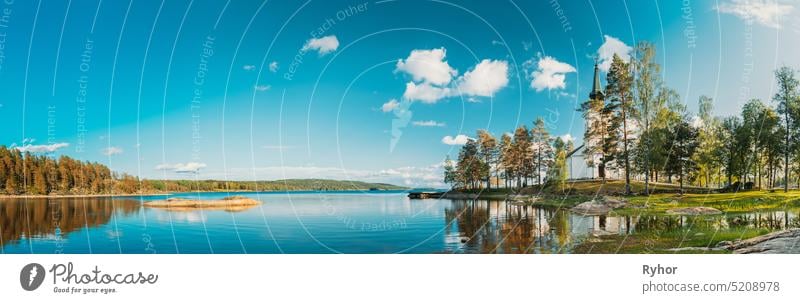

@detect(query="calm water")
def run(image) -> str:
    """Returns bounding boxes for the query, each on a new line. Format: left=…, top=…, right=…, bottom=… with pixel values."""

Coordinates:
left=1, top=191, right=798, bottom=253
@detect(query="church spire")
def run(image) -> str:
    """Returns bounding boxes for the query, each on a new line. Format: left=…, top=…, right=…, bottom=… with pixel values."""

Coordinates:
left=589, top=60, right=603, bottom=100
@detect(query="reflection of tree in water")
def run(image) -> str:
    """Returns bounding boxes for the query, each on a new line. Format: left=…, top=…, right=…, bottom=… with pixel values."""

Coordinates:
left=631, top=210, right=799, bottom=234
left=445, top=200, right=496, bottom=253
left=444, top=200, right=572, bottom=253
left=497, top=204, right=537, bottom=253
left=445, top=201, right=800, bottom=253
left=726, top=211, right=800, bottom=230
left=0, top=198, right=140, bottom=246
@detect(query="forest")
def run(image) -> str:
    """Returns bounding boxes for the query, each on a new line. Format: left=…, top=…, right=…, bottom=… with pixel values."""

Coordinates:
left=444, top=41, right=800, bottom=195
left=0, top=146, right=404, bottom=195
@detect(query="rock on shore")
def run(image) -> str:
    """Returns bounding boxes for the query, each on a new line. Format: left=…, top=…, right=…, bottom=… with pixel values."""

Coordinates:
left=725, top=229, right=800, bottom=254
left=570, top=196, right=627, bottom=215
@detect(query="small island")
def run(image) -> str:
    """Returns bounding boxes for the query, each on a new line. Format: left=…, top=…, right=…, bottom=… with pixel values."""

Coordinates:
left=144, top=196, right=261, bottom=212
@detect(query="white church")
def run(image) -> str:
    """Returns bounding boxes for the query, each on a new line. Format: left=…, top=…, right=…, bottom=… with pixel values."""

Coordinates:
left=565, top=63, right=622, bottom=180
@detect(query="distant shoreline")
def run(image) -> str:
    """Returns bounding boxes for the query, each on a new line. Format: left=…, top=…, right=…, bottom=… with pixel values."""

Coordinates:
left=0, top=189, right=408, bottom=199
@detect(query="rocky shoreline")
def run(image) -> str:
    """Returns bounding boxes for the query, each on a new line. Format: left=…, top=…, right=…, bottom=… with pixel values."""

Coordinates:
left=725, top=229, right=800, bottom=254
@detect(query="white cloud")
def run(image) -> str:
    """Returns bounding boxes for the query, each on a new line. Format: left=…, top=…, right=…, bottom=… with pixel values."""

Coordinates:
left=393, top=48, right=510, bottom=104
left=530, top=56, right=576, bottom=92
left=402, top=82, right=451, bottom=103
left=395, top=48, right=457, bottom=86
left=102, top=146, right=123, bottom=156
left=717, top=0, right=793, bottom=28
left=559, top=134, right=574, bottom=143
left=243, top=65, right=256, bottom=71
left=255, top=84, right=271, bottom=91
left=597, top=35, right=632, bottom=72
left=455, top=59, right=509, bottom=97
left=155, top=162, right=207, bottom=173
left=302, top=35, right=339, bottom=55
left=381, top=99, right=400, bottom=112
left=269, top=61, right=279, bottom=72
left=412, top=120, right=446, bottom=127
left=441, top=134, right=472, bottom=145
left=14, top=142, right=69, bottom=153
left=557, top=91, right=576, bottom=99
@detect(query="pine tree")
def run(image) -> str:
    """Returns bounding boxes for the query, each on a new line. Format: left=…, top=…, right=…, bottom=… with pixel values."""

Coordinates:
left=476, top=130, right=497, bottom=189
left=605, top=54, right=636, bottom=194
left=456, top=139, right=482, bottom=189
left=499, top=133, right=514, bottom=188
left=511, top=125, right=532, bottom=187
left=530, top=118, right=553, bottom=185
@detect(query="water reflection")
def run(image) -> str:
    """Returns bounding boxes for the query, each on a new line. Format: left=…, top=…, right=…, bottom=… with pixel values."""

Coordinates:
left=1, top=196, right=799, bottom=253
left=0, top=198, right=139, bottom=247
left=444, top=199, right=800, bottom=254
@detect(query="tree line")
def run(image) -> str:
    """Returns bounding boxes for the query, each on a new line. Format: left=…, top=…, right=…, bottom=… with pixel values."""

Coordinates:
left=443, top=117, right=573, bottom=191
left=444, top=41, right=800, bottom=195
left=0, top=146, right=404, bottom=195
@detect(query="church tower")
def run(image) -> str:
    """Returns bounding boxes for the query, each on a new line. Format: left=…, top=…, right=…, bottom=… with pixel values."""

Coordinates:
left=589, top=62, right=604, bottom=101
left=584, top=61, right=606, bottom=179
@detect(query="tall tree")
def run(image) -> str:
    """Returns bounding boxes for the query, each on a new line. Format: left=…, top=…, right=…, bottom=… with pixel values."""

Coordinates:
left=476, top=130, right=498, bottom=189
left=443, top=155, right=458, bottom=188
left=605, top=54, right=636, bottom=194
left=694, top=96, right=721, bottom=188
left=530, top=118, right=553, bottom=185
left=456, top=139, right=482, bottom=189
left=773, top=66, right=799, bottom=192
left=633, top=42, right=662, bottom=194
left=666, top=120, right=699, bottom=193
left=511, top=125, right=532, bottom=187
left=499, top=133, right=514, bottom=188
left=719, top=117, right=744, bottom=188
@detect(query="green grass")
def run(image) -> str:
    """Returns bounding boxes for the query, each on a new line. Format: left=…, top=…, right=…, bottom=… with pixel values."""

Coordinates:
left=623, top=190, right=800, bottom=214
left=451, top=180, right=800, bottom=214
left=573, top=228, right=772, bottom=254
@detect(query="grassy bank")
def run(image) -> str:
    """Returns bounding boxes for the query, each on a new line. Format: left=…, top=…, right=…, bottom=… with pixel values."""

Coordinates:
left=573, top=228, right=773, bottom=254
left=448, top=179, right=800, bottom=213
left=623, top=191, right=800, bottom=214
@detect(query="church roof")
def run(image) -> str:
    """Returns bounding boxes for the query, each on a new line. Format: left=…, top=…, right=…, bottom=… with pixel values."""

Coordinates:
left=566, top=144, right=585, bottom=158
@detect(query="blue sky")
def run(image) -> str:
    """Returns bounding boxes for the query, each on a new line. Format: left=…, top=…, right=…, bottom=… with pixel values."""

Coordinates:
left=1, top=0, right=798, bottom=187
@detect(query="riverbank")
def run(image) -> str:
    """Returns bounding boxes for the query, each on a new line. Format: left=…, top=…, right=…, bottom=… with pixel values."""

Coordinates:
left=442, top=180, right=800, bottom=253
left=442, top=180, right=800, bottom=214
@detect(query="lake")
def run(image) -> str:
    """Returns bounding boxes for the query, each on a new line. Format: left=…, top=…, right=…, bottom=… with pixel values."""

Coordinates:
left=1, top=191, right=798, bottom=253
